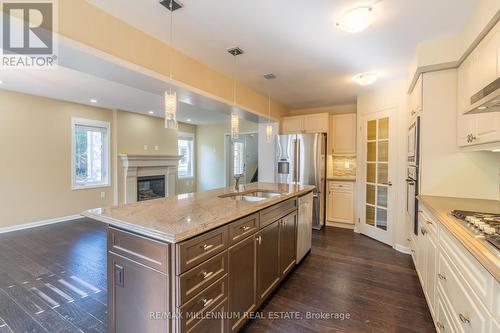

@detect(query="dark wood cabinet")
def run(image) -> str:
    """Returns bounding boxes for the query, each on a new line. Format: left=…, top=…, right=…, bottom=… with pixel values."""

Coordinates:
left=228, top=235, right=258, bottom=332
left=279, top=211, right=297, bottom=277
left=256, top=220, right=280, bottom=303
left=108, top=253, right=169, bottom=333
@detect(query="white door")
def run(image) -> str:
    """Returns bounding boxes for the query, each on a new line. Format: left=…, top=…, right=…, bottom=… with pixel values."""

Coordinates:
left=359, top=110, right=397, bottom=245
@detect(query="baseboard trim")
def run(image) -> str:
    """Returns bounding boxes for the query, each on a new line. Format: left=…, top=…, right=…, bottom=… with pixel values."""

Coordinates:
left=0, top=215, right=82, bottom=234
left=394, top=243, right=411, bottom=255
left=326, top=221, right=355, bottom=230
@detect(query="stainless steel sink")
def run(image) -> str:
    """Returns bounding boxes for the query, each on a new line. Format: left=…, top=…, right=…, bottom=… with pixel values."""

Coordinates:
left=218, top=190, right=283, bottom=201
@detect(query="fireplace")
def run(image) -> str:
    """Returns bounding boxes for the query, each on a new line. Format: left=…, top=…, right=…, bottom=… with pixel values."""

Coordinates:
left=137, top=176, right=166, bottom=201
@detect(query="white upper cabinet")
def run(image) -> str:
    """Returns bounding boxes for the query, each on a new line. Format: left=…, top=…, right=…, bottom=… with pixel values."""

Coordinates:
left=457, top=22, right=500, bottom=147
left=280, top=113, right=328, bottom=134
left=329, top=114, right=356, bottom=155
left=281, top=116, right=304, bottom=134
left=458, top=22, right=500, bottom=114
left=304, top=113, right=329, bottom=133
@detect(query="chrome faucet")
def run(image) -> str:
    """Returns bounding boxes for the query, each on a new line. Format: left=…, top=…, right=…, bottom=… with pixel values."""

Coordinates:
left=234, top=174, right=242, bottom=191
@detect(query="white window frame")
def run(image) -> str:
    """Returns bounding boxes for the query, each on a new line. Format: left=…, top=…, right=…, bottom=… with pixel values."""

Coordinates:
left=177, top=132, right=195, bottom=179
left=71, top=117, right=111, bottom=190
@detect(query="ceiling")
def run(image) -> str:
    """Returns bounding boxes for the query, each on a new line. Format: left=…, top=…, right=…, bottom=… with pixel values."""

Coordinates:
left=88, top=0, right=477, bottom=109
left=0, top=38, right=263, bottom=126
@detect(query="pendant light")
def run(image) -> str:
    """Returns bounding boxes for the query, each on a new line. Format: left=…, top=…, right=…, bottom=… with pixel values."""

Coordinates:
left=228, top=47, right=243, bottom=141
left=165, top=0, right=178, bottom=129
left=266, top=94, right=273, bottom=143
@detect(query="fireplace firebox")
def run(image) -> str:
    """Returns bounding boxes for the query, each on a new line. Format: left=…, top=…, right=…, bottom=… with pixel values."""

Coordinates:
left=137, top=176, right=166, bottom=201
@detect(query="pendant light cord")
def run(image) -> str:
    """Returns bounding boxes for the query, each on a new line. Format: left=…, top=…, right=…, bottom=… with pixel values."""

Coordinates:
left=169, top=0, right=174, bottom=82
left=233, top=55, right=236, bottom=107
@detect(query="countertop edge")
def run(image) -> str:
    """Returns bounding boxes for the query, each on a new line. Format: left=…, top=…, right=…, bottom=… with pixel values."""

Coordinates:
left=418, top=196, right=500, bottom=283
left=84, top=187, right=314, bottom=244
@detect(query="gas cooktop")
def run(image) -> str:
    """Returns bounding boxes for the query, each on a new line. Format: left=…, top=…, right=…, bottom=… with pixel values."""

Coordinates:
left=451, top=210, right=500, bottom=253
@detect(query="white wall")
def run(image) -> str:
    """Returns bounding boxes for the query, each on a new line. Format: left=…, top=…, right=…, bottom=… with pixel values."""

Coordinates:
left=357, top=81, right=410, bottom=250
left=420, top=70, right=500, bottom=200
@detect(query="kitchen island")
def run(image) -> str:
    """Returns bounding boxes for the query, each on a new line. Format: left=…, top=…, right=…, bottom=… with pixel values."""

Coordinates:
left=83, top=182, right=315, bottom=333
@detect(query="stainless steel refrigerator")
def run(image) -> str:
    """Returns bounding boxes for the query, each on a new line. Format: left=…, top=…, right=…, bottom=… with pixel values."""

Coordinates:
left=275, top=133, right=326, bottom=230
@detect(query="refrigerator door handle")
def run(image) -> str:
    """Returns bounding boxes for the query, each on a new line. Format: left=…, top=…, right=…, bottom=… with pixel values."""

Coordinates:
left=297, top=139, right=301, bottom=184
left=292, top=138, right=298, bottom=183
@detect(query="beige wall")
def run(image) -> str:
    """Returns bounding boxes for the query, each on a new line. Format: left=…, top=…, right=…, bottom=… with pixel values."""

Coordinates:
left=288, top=104, right=356, bottom=116
left=0, top=90, right=115, bottom=228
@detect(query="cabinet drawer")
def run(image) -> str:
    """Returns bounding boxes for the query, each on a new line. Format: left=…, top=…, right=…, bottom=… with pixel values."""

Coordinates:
left=177, top=251, right=228, bottom=305
left=437, top=251, right=489, bottom=333
left=177, top=226, right=229, bottom=275
left=419, top=208, right=438, bottom=237
left=329, top=182, right=353, bottom=192
left=179, top=275, right=228, bottom=333
left=259, top=198, right=297, bottom=228
left=439, top=225, right=493, bottom=306
left=228, top=213, right=259, bottom=246
left=108, top=227, right=169, bottom=273
left=185, top=298, right=228, bottom=333
left=437, top=287, right=459, bottom=333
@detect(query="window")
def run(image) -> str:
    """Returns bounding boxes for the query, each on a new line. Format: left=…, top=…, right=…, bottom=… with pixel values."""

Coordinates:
left=72, top=118, right=110, bottom=189
left=178, top=132, right=194, bottom=178
left=233, top=141, right=245, bottom=176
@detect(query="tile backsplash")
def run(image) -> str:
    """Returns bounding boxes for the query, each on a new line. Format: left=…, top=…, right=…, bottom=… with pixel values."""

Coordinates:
left=328, top=155, right=357, bottom=178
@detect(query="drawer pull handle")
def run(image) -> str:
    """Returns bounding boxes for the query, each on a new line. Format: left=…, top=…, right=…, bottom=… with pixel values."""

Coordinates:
left=200, top=271, right=213, bottom=279
left=437, top=273, right=446, bottom=281
left=426, top=220, right=433, bottom=226
left=200, top=297, right=213, bottom=307
left=436, top=321, right=444, bottom=330
left=458, top=313, right=470, bottom=325
left=240, top=225, right=251, bottom=231
left=201, top=244, right=214, bottom=251
left=256, top=235, right=262, bottom=245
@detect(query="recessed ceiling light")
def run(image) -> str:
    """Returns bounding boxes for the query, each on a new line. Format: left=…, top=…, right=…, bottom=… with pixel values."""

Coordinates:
left=492, top=149, right=500, bottom=152
left=187, top=118, right=192, bottom=122
left=336, top=6, right=375, bottom=33
left=90, top=98, right=98, bottom=104
left=0, top=80, right=3, bottom=84
left=478, top=106, right=487, bottom=110
left=353, top=72, right=379, bottom=86
left=148, top=111, right=155, bottom=114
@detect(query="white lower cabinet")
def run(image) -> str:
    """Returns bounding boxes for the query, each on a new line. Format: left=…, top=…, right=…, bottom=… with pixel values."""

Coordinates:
left=414, top=206, right=499, bottom=333
left=326, top=181, right=354, bottom=225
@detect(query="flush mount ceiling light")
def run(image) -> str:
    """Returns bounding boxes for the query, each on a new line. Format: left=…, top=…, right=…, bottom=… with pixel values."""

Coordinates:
left=148, top=111, right=155, bottom=114
left=353, top=72, right=379, bottom=86
left=90, top=98, right=98, bottom=104
left=0, top=80, right=3, bottom=84
left=336, top=6, right=375, bottom=33
left=186, top=118, right=192, bottom=122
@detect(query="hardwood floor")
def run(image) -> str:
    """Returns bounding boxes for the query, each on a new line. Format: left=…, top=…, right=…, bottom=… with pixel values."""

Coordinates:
left=0, top=220, right=434, bottom=333
left=241, top=227, right=435, bottom=333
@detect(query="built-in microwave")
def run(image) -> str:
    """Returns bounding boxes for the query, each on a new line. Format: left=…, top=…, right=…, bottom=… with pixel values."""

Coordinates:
left=407, top=117, right=420, bottom=165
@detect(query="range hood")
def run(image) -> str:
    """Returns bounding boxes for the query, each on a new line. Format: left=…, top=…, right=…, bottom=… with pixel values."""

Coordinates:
left=466, top=77, right=500, bottom=114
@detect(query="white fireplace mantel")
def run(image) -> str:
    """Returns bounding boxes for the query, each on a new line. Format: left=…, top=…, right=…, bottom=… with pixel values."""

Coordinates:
left=119, top=154, right=180, bottom=204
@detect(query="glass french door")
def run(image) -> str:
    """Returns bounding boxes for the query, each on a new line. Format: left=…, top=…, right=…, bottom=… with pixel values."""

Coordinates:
left=359, top=111, right=395, bottom=245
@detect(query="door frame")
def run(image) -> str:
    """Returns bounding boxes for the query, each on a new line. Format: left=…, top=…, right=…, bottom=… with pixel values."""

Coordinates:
left=357, top=108, right=398, bottom=246
left=224, top=132, right=258, bottom=187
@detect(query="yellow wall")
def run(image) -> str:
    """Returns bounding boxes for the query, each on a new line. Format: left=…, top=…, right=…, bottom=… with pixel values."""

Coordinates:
left=0, top=90, right=201, bottom=227
left=58, top=0, right=287, bottom=119
left=0, top=90, right=115, bottom=228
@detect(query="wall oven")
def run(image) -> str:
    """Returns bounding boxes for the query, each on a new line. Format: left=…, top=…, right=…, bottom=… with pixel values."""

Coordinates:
left=406, top=116, right=420, bottom=235
left=406, top=165, right=418, bottom=235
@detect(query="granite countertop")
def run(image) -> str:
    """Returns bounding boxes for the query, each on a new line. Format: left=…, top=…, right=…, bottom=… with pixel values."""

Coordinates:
left=418, top=195, right=500, bottom=282
left=83, top=182, right=315, bottom=244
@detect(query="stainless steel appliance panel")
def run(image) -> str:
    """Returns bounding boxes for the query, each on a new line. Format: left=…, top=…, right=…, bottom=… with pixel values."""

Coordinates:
left=276, top=134, right=326, bottom=230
